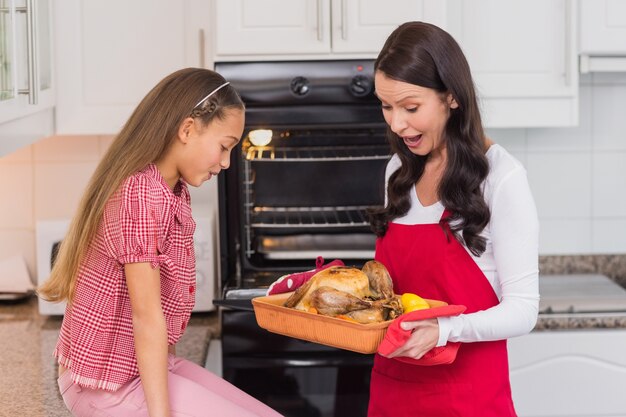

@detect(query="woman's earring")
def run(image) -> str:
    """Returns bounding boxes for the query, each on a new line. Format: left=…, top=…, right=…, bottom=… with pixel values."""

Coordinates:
left=448, top=95, right=459, bottom=109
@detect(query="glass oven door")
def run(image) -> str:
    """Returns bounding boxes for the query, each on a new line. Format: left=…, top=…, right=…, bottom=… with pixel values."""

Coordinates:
left=239, top=127, right=390, bottom=266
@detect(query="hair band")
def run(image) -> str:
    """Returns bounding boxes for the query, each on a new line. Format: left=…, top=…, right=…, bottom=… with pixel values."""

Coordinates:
left=193, top=81, right=231, bottom=109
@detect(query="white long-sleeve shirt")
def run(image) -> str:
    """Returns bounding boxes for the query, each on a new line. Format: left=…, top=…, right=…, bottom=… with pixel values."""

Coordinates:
left=384, top=144, right=539, bottom=345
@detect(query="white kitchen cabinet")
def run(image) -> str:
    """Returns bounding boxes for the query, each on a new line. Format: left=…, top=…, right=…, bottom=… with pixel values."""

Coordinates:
left=214, top=0, right=578, bottom=128
left=213, top=0, right=447, bottom=60
left=54, top=0, right=213, bottom=135
left=508, top=329, right=626, bottom=416
left=0, top=0, right=54, bottom=126
left=579, top=0, right=626, bottom=73
left=0, top=107, right=53, bottom=157
left=447, top=0, right=578, bottom=127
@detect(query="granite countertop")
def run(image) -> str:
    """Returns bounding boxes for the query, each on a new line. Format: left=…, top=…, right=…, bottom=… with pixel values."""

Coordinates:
left=535, top=312, right=626, bottom=330
left=0, top=296, right=219, bottom=417
left=533, top=254, right=626, bottom=330
left=534, top=270, right=626, bottom=331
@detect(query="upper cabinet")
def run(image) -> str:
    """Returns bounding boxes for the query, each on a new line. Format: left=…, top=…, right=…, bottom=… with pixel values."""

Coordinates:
left=214, top=0, right=578, bottom=128
left=213, top=0, right=447, bottom=60
left=49, top=0, right=581, bottom=133
left=447, top=0, right=578, bottom=127
left=54, top=0, right=212, bottom=135
left=579, top=0, right=626, bottom=72
left=0, top=0, right=54, bottom=125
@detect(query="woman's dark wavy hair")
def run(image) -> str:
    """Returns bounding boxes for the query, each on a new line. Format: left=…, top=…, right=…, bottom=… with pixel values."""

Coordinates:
left=369, top=21, right=490, bottom=256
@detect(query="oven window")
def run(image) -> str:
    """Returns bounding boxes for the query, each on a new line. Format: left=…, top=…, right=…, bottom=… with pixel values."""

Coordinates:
left=251, top=158, right=385, bottom=207
left=227, top=366, right=371, bottom=417
left=238, top=127, right=390, bottom=264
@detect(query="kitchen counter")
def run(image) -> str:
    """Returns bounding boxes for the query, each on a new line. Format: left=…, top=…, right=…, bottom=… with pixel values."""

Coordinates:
left=0, top=296, right=219, bottom=417
left=535, top=273, right=626, bottom=331
left=3, top=271, right=626, bottom=416
left=535, top=312, right=626, bottom=330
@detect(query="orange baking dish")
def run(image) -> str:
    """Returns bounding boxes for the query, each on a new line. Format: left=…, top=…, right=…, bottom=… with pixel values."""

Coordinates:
left=252, top=292, right=447, bottom=354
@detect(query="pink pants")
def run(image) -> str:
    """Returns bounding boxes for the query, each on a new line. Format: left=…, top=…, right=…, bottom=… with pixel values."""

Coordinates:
left=58, top=355, right=283, bottom=417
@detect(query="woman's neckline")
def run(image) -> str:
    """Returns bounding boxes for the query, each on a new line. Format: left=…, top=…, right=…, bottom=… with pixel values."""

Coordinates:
left=413, top=143, right=498, bottom=208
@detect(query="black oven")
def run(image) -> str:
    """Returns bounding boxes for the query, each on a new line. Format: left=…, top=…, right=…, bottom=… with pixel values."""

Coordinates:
left=214, top=60, right=389, bottom=417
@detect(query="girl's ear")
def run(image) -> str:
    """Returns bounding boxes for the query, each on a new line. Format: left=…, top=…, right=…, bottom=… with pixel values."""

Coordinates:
left=447, top=94, right=459, bottom=109
left=178, top=117, right=195, bottom=144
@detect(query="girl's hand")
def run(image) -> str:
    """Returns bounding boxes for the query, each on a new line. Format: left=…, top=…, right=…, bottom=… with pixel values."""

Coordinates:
left=382, top=318, right=439, bottom=360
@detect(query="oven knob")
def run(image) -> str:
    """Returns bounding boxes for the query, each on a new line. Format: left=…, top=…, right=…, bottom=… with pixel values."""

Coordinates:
left=290, top=76, right=311, bottom=97
left=349, top=75, right=372, bottom=97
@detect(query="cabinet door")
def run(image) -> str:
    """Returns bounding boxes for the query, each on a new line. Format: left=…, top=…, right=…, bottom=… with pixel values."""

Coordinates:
left=448, top=0, right=578, bottom=127
left=215, top=0, right=331, bottom=57
left=508, top=331, right=626, bottom=416
left=0, top=0, right=54, bottom=125
left=330, top=0, right=447, bottom=54
left=55, top=0, right=210, bottom=134
left=580, top=0, right=626, bottom=55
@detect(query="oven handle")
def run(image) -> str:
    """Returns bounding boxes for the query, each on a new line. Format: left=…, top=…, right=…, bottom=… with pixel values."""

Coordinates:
left=223, top=355, right=374, bottom=369
left=213, top=298, right=255, bottom=312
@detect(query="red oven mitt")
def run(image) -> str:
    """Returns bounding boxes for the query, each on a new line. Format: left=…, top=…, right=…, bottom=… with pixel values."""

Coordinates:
left=378, top=304, right=467, bottom=366
left=267, top=256, right=345, bottom=295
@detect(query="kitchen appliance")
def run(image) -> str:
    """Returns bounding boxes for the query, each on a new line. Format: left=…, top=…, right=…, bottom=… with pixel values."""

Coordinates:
left=214, top=60, right=389, bottom=417
left=36, top=219, right=70, bottom=315
left=36, top=206, right=218, bottom=315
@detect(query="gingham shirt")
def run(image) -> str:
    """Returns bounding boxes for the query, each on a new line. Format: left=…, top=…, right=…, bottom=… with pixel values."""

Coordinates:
left=54, top=164, right=197, bottom=391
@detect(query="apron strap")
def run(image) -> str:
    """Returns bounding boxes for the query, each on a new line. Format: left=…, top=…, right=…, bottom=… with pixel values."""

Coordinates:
left=440, top=208, right=452, bottom=222
left=439, top=209, right=453, bottom=242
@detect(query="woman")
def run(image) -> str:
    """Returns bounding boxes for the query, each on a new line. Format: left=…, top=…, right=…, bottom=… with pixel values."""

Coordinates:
left=368, top=22, right=539, bottom=416
left=38, top=68, right=282, bottom=417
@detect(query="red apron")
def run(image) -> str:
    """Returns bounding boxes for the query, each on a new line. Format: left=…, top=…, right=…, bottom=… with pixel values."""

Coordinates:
left=368, top=211, right=517, bottom=417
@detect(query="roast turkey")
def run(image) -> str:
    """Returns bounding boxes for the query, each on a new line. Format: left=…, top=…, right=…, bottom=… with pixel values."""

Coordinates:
left=283, top=266, right=371, bottom=311
left=283, top=260, right=402, bottom=323
left=308, top=286, right=371, bottom=316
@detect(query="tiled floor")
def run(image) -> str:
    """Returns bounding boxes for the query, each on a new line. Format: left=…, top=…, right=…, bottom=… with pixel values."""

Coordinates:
left=0, top=296, right=218, bottom=417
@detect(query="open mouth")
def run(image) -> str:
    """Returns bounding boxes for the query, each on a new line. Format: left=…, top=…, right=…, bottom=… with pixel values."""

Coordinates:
left=403, top=134, right=423, bottom=148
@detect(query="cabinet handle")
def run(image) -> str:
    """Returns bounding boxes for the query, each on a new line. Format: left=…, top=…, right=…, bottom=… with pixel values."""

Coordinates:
left=14, top=0, right=38, bottom=104
left=199, top=29, right=206, bottom=68
left=563, top=0, right=571, bottom=88
left=317, top=0, right=323, bottom=41
left=26, top=0, right=38, bottom=104
left=341, top=0, right=347, bottom=40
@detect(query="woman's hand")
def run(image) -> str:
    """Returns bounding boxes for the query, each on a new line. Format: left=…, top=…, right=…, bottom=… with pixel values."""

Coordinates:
left=382, top=318, right=440, bottom=360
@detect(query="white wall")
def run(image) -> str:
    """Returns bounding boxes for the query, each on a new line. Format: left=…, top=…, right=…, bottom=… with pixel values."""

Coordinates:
left=0, top=135, right=217, bottom=280
left=487, top=73, right=626, bottom=255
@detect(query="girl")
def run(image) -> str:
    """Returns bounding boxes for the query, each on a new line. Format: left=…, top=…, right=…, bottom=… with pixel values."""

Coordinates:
left=368, top=22, right=539, bottom=416
left=38, top=68, right=283, bottom=417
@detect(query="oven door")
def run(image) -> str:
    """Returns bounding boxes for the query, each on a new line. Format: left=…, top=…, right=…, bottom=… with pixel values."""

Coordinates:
left=221, top=309, right=373, bottom=417
left=238, top=127, right=389, bottom=268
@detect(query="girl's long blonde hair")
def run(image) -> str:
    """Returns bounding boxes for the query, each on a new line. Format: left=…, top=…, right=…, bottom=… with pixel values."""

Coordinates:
left=38, top=68, right=244, bottom=303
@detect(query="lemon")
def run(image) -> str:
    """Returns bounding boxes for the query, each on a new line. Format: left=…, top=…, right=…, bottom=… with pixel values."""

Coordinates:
left=400, top=293, right=430, bottom=313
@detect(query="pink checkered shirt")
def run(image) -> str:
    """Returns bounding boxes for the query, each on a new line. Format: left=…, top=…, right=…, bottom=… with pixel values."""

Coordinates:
left=54, top=164, right=197, bottom=391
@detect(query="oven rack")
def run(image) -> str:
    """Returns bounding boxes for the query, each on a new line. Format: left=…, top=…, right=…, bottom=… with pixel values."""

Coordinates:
left=255, top=233, right=377, bottom=260
left=250, top=205, right=374, bottom=228
left=244, top=145, right=390, bottom=162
